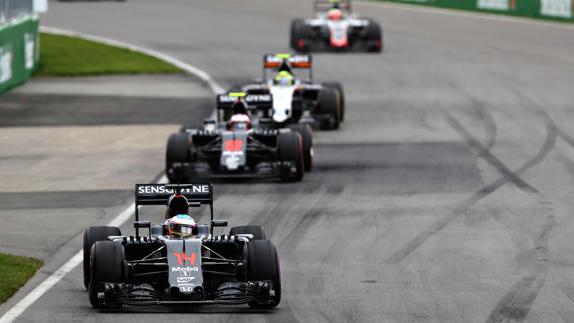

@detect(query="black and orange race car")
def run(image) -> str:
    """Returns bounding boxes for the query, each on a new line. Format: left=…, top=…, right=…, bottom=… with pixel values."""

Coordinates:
left=83, top=183, right=281, bottom=308
left=166, top=94, right=310, bottom=182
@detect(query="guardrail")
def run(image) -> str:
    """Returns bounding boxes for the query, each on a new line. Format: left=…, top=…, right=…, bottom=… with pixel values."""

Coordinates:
left=381, top=0, right=573, bottom=22
left=0, top=0, right=38, bottom=95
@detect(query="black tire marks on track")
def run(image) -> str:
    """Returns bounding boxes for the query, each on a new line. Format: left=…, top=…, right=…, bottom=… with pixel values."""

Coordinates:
left=447, top=113, right=538, bottom=193
left=387, top=109, right=557, bottom=264
left=485, top=198, right=556, bottom=323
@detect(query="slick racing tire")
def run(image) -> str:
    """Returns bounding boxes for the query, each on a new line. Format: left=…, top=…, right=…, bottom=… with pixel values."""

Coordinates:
left=83, top=226, right=121, bottom=290
left=322, top=82, right=345, bottom=122
left=230, top=225, right=266, bottom=240
left=288, top=124, right=313, bottom=172
left=366, top=18, right=383, bottom=53
left=89, top=241, right=125, bottom=308
left=247, top=240, right=281, bottom=309
left=290, top=18, right=304, bottom=49
left=278, top=132, right=304, bottom=182
left=166, top=133, right=190, bottom=183
left=318, top=88, right=341, bottom=130
left=290, top=18, right=312, bottom=52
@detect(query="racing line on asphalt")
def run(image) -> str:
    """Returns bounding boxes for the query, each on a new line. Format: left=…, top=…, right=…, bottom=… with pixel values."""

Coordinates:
left=0, top=28, right=225, bottom=323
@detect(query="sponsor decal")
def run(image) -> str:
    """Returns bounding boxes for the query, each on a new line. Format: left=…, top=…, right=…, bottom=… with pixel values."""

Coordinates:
left=223, top=151, right=243, bottom=170
left=220, top=94, right=272, bottom=104
left=172, top=252, right=196, bottom=266
left=171, top=266, right=200, bottom=272
left=137, top=185, right=209, bottom=195
left=540, top=0, right=572, bottom=17
left=477, top=0, right=510, bottom=10
left=179, top=286, right=194, bottom=292
left=24, top=33, right=35, bottom=70
left=177, top=276, right=196, bottom=283
left=224, top=140, right=243, bottom=152
left=0, top=47, right=13, bottom=84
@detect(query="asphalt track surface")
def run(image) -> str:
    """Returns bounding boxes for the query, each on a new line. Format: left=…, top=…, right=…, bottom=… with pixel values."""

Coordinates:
left=3, top=0, right=574, bottom=322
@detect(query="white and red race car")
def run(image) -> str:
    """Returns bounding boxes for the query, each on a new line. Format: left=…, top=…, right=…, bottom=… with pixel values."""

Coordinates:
left=290, top=0, right=383, bottom=52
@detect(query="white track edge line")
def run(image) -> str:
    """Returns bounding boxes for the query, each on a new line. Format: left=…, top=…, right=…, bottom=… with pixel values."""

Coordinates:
left=0, top=27, right=225, bottom=323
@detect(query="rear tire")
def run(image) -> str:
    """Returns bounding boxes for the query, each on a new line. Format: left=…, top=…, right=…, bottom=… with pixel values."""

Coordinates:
left=322, top=82, right=345, bottom=122
left=288, top=124, right=313, bottom=172
left=247, top=240, right=281, bottom=309
left=166, top=133, right=191, bottom=183
left=278, top=132, right=304, bottom=182
left=230, top=225, right=266, bottom=240
left=89, top=241, right=125, bottom=308
left=83, top=226, right=121, bottom=290
left=365, top=18, right=383, bottom=53
left=318, top=88, right=341, bottom=130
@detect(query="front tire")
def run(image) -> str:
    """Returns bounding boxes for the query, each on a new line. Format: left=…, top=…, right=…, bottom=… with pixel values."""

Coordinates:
left=318, top=88, right=341, bottom=130
left=83, top=226, right=121, bottom=290
left=247, top=240, right=281, bottom=309
left=322, top=82, right=345, bottom=122
left=288, top=124, right=313, bottom=172
left=278, top=132, right=304, bottom=182
left=89, top=241, right=125, bottom=308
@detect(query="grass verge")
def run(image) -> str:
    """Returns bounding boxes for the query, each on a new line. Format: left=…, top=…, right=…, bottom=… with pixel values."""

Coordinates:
left=35, top=32, right=182, bottom=76
left=0, top=253, right=43, bottom=304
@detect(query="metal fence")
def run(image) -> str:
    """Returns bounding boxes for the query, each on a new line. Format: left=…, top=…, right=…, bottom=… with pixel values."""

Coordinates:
left=0, top=0, right=34, bottom=26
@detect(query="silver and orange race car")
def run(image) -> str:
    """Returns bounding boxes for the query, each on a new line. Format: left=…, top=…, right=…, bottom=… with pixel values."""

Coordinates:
left=290, top=0, right=383, bottom=52
left=166, top=94, right=310, bottom=183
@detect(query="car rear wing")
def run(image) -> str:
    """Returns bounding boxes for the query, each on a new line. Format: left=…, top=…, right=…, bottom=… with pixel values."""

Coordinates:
left=263, top=53, right=313, bottom=82
left=216, top=92, right=273, bottom=110
left=314, top=0, right=352, bottom=13
left=134, top=184, right=220, bottom=235
left=263, top=53, right=312, bottom=69
left=135, top=184, right=212, bottom=206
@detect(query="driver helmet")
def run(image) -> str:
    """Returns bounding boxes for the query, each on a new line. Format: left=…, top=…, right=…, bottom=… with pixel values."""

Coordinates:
left=228, top=113, right=251, bottom=131
left=327, top=8, right=343, bottom=20
left=274, top=70, right=294, bottom=86
left=166, top=214, right=196, bottom=237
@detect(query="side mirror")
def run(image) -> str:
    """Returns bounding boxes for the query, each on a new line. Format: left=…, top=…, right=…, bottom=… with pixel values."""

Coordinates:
left=212, top=220, right=228, bottom=227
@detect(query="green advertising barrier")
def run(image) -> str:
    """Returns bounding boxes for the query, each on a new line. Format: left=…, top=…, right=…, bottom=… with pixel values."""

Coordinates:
left=0, top=16, right=39, bottom=95
left=380, top=0, right=574, bottom=22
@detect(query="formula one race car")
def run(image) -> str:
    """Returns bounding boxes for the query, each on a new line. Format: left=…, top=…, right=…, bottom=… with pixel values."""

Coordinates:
left=83, top=184, right=281, bottom=308
left=290, top=0, right=382, bottom=52
left=231, top=53, right=345, bottom=130
left=166, top=97, right=308, bottom=182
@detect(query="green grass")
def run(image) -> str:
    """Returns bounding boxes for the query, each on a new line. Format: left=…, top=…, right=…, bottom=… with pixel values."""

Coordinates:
left=35, top=33, right=182, bottom=76
left=0, top=253, right=42, bottom=304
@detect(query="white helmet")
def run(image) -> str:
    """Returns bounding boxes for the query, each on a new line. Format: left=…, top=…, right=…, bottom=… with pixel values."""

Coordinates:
left=228, top=114, right=251, bottom=131
left=166, top=214, right=196, bottom=237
